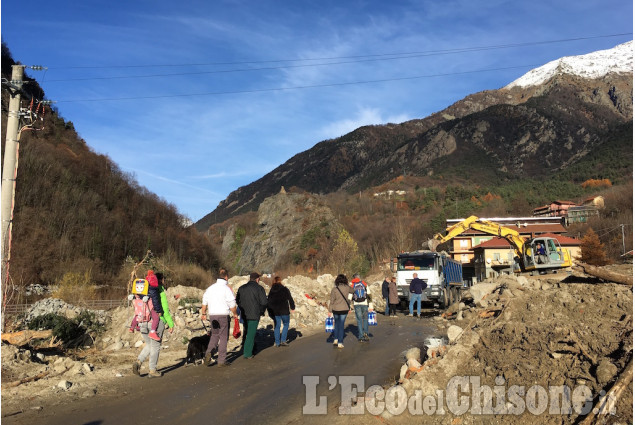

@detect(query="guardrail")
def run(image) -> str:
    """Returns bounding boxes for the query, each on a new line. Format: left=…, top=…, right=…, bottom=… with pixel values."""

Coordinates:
left=3, top=299, right=127, bottom=315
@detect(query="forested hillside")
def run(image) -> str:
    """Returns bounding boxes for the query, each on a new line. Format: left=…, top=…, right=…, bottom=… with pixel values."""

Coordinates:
left=1, top=43, right=219, bottom=295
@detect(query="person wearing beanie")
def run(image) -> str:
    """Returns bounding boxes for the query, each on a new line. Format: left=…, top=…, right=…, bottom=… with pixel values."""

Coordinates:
left=133, top=272, right=174, bottom=378
left=145, top=270, right=163, bottom=341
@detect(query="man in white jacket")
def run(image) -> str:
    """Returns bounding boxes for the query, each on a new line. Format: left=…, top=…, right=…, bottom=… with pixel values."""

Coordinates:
left=200, top=268, right=238, bottom=367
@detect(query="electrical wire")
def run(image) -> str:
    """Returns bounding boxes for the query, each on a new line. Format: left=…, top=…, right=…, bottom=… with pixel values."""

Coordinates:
left=45, top=32, right=631, bottom=71
left=53, top=63, right=540, bottom=103
left=40, top=33, right=634, bottom=83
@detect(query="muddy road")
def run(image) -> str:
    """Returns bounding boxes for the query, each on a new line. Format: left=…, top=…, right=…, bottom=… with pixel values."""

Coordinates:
left=4, top=313, right=439, bottom=425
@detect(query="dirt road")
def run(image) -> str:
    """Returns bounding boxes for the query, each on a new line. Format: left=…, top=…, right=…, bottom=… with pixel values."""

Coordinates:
left=4, top=313, right=439, bottom=425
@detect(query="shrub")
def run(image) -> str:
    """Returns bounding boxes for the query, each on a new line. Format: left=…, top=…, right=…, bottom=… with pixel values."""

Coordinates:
left=53, top=271, right=96, bottom=305
left=27, top=310, right=104, bottom=347
left=178, top=297, right=201, bottom=307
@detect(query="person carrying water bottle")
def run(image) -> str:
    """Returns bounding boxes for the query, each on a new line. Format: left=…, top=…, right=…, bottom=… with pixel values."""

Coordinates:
left=327, top=274, right=353, bottom=348
left=349, top=273, right=373, bottom=343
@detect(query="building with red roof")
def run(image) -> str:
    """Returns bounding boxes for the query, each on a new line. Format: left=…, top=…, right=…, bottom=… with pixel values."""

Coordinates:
left=471, top=233, right=580, bottom=280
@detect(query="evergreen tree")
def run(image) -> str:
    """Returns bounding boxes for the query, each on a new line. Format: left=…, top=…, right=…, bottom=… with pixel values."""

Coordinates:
left=577, top=229, right=610, bottom=266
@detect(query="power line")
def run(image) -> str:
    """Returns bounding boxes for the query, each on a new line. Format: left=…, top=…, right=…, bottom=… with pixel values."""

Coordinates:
left=41, top=33, right=632, bottom=82
left=54, top=63, right=540, bottom=103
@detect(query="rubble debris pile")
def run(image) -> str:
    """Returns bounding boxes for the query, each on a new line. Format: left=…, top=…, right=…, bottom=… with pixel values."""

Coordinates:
left=392, top=267, right=633, bottom=424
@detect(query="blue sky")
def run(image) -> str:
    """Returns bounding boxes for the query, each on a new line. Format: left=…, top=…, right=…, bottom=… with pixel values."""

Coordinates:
left=1, top=0, right=632, bottom=222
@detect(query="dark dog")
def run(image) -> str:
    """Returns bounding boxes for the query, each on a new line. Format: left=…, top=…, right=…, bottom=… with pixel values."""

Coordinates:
left=186, top=333, right=211, bottom=365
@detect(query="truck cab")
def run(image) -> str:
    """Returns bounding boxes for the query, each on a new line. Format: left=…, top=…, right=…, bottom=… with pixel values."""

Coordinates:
left=391, top=251, right=463, bottom=309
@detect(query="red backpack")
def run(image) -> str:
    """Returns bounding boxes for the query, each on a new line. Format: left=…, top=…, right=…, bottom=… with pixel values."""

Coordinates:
left=133, top=295, right=154, bottom=323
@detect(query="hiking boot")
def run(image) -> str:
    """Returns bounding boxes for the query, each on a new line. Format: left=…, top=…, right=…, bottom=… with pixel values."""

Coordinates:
left=147, top=370, right=162, bottom=378
left=148, top=331, right=161, bottom=342
left=204, top=353, right=212, bottom=366
left=132, top=361, right=141, bottom=376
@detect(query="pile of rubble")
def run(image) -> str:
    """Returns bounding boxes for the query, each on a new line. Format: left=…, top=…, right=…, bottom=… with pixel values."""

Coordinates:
left=22, top=298, right=109, bottom=325
left=388, top=269, right=633, bottom=424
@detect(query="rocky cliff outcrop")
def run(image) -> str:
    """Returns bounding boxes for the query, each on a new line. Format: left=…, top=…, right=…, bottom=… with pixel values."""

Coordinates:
left=221, top=190, right=341, bottom=274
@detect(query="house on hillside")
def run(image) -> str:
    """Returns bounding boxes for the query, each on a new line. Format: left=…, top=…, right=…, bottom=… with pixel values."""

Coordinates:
left=472, top=233, right=581, bottom=280
left=533, top=196, right=604, bottom=225
left=567, top=195, right=604, bottom=224
left=533, top=200, right=577, bottom=218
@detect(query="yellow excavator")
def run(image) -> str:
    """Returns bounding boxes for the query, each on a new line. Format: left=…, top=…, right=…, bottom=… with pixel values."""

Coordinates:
left=428, top=216, right=572, bottom=273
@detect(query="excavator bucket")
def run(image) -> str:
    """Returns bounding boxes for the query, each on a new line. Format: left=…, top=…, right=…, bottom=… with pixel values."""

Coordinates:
left=426, top=239, right=440, bottom=252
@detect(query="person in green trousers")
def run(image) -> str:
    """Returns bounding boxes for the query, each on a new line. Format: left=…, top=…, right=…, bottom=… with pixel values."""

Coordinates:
left=236, top=272, right=268, bottom=359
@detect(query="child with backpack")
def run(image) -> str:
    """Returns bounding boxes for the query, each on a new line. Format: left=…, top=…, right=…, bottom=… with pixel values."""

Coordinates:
left=129, top=270, right=163, bottom=342
left=129, top=294, right=154, bottom=332
left=349, top=274, right=374, bottom=343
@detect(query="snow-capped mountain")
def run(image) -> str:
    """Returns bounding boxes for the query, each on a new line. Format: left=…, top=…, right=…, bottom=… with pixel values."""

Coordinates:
left=506, top=41, right=633, bottom=89
left=197, top=42, right=633, bottom=228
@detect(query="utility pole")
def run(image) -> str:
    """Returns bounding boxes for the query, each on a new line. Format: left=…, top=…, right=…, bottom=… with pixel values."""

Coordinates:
left=1, top=65, right=24, bottom=332
left=621, top=224, right=625, bottom=256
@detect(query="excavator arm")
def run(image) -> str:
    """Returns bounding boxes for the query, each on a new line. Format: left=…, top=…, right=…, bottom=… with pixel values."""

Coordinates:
left=429, top=216, right=480, bottom=251
left=468, top=219, right=526, bottom=254
left=429, top=215, right=571, bottom=272
left=429, top=216, right=526, bottom=255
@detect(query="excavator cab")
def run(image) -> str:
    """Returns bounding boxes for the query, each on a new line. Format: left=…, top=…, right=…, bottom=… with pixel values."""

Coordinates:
left=523, top=237, right=571, bottom=272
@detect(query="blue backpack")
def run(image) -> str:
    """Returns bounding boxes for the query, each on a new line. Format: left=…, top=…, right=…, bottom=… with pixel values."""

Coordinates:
left=352, top=280, right=367, bottom=302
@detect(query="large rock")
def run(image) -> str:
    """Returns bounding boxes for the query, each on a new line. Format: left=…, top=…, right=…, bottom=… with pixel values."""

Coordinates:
left=596, top=358, right=618, bottom=386
left=447, top=325, right=463, bottom=343
left=469, top=283, right=499, bottom=307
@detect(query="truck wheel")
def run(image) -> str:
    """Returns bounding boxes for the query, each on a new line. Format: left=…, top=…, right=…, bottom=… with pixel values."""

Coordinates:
left=441, top=288, right=449, bottom=309
left=451, top=287, right=460, bottom=305
left=399, top=299, right=408, bottom=312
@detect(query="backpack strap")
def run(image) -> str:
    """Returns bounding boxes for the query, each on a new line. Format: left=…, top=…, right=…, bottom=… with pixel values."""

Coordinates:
left=336, top=286, right=350, bottom=309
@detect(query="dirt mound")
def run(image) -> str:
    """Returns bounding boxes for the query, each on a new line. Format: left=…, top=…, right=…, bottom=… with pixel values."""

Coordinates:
left=390, top=266, right=633, bottom=424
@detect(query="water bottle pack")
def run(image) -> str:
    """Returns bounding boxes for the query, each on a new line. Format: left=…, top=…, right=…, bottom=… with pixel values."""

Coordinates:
left=325, top=316, right=334, bottom=332
left=368, top=311, right=377, bottom=326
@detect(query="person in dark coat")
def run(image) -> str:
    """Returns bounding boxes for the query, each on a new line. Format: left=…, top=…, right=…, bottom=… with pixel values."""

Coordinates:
left=236, top=272, right=268, bottom=359
left=267, top=276, right=296, bottom=347
left=388, top=277, right=399, bottom=317
left=381, top=276, right=391, bottom=316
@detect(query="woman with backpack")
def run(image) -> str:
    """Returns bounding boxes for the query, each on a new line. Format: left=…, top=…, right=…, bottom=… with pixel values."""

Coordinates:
left=133, top=272, right=174, bottom=378
left=267, top=276, right=296, bottom=347
left=327, top=274, right=353, bottom=348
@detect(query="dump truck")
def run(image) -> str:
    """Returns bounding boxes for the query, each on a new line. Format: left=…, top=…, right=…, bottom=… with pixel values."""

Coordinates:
left=390, top=250, right=464, bottom=310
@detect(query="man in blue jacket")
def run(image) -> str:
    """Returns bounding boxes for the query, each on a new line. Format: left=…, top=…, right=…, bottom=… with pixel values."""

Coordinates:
left=408, top=273, right=427, bottom=317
